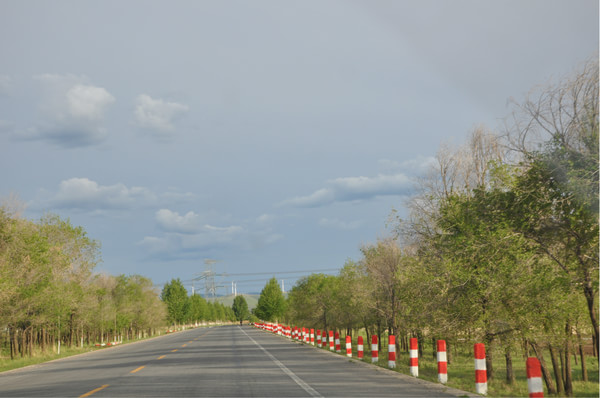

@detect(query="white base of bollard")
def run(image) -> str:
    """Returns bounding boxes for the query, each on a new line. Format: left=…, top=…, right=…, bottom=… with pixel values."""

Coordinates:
left=388, top=361, right=396, bottom=369
left=475, top=383, right=487, bottom=395
left=410, top=366, right=418, bottom=377
left=438, top=373, right=448, bottom=384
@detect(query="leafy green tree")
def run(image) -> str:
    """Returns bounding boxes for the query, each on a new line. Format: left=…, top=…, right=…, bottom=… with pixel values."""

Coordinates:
left=161, top=278, right=188, bottom=325
left=286, top=273, right=338, bottom=329
left=255, top=277, right=286, bottom=322
left=232, top=295, right=249, bottom=324
left=187, top=294, right=207, bottom=324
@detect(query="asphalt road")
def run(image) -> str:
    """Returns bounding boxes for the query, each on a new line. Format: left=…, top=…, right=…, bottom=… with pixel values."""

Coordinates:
left=0, top=325, right=472, bottom=397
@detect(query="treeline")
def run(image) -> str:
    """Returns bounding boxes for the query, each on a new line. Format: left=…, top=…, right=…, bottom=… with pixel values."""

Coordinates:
left=0, top=210, right=166, bottom=359
left=161, top=278, right=236, bottom=325
left=284, top=58, right=598, bottom=396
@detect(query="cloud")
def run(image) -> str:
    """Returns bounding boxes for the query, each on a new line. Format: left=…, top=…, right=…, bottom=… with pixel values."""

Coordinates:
left=282, top=188, right=334, bottom=207
left=32, top=179, right=196, bottom=214
left=156, top=209, right=203, bottom=234
left=281, top=173, right=413, bottom=208
left=378, top=156, right=436, bottom=174
left=22, top=74, right=115, bottom=147
left=44, top=177, right=156, bottom=211
left=140, top=208, right=282, bottom=259
left=134, top=94, right=189, bottom=135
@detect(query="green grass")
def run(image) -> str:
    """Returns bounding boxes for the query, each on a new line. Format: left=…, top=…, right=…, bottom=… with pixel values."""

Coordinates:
left=0, top=345, right=101, bottom=373
left=0, top=324, right=215, bottom=373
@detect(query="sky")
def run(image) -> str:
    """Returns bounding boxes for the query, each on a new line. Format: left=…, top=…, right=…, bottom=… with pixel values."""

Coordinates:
left=1, top=0, right=598, bottom=295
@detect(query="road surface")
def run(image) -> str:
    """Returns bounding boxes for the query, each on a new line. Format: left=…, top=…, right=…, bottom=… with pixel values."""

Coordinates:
left=0, top=325, right=472, bottom=397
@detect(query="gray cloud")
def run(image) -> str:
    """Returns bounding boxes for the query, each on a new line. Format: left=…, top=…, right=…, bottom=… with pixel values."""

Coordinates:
left=19, top=75, right=115, bottom=148
left=281, top=173, right=413, bottom=208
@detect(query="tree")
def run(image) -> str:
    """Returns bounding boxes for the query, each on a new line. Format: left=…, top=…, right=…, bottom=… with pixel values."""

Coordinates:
left=187, top=294, right=207, bottom=324
left=161, top=279, right=188, bottom=325
left=505, top=57, right=599, bottom=359
left=232, top=295, right=249, bottom=325
left=254, top=278, right=286, bottom=322
left=286, top=273, right=339, bottom=329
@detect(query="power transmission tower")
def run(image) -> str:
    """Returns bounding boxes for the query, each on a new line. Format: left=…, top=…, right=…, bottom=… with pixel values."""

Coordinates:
left=191, top=259, right=228, bottom=300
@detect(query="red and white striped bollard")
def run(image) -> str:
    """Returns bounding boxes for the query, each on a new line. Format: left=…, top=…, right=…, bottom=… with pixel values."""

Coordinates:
left=437, top=340, right=448, bottom=384
left=310, top=328, right=315, bottom=345
left=409, top=337, right=418, bottom=377
left=526, top=357, right=544, bottom=398
left=316, top=329, right=321, bottom=346
left=371, top=335, right=378, bottom=363
left=329, top=331, right=334, bottom=351
left=388, top=335, right=396, bottom=368
left=357, top=336, right=364, bottom=359
left=474, top=343, right=487, bottom=395
left=335, top=332, right=341, bottom=353
left=345, top=335, right=352, bottom=357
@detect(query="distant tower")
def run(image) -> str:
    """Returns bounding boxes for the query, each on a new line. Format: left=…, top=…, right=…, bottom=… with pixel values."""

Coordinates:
left=204, top=259, right=218, bottom=299
left=281, top=279, right=285, bottom=293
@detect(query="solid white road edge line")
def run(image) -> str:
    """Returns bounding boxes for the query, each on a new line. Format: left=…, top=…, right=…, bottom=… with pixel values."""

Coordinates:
left=238, top=326, right=322, bottom=398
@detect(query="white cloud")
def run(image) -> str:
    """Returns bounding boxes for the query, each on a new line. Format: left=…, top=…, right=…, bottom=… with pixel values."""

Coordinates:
left=281, top=173, right=413, bottom=208
left=140, top=209, right=282, bottom=259
left=134, top=94, right=189, bottom=134
left=156, top=209, right=203, bottom=234
left=66, top=84, right=114, bottom=121
left=280, top=188, right=334, bottom=207
left=47, top=177, right=156, bottom=211
left=378, top=156, right=436, bottom=174
left=24, top=74, right=115, bottom=147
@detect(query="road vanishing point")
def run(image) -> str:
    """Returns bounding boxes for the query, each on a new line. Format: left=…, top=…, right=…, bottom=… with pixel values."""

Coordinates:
left=0, top=325, right=473, bottom=397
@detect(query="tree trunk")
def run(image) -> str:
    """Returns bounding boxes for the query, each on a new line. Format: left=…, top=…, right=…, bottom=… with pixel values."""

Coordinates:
left=484, top=335, right=494, bottom=380
left=583, top=278, right=599, bottom=359
left=27, top=327, right=33, bottom=357
left=20, top=328, right=26, bottom=358
left=505, top=349, right=515, bottom=384
left=530, top=341, right=557, bottom=395
left=563, top=340, right=573, bottom=396
left=549, top=345, right=564, bottom=394
left=9, top=327, right=15, bottom=360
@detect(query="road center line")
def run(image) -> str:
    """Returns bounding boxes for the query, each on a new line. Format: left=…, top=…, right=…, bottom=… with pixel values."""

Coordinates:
left=79, top=384, right=109, bottom=398
left=239, top=326, right=322, bottom=398
left=171, top=349, right=178, bottom=352
left=130, top=366, right=145, bottom=374
left=157, top=355, right=166, bottom=360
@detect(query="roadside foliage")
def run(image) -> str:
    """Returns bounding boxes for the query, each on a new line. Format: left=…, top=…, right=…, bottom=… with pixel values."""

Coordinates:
left=0, top=211, right=168, bottom=359
left=282, top=58, right=598, bottom=397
